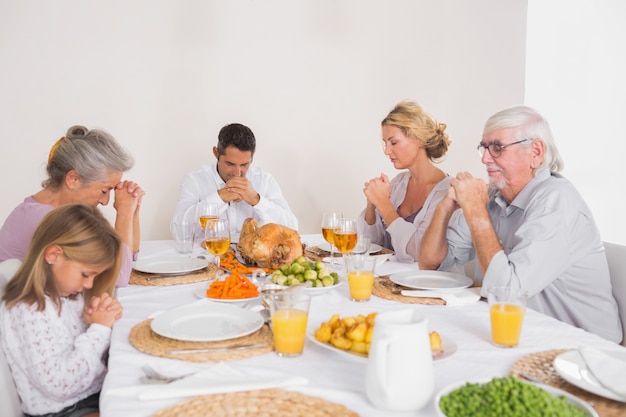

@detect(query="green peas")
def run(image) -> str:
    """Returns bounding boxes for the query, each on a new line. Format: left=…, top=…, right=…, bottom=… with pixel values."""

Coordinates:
left=439, top=376, right=589, bottom=417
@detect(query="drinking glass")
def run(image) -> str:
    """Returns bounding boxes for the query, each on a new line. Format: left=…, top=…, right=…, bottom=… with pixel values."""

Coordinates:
left=204, top=218, right=230, bottom=274
left=345, top=254, right=376, bottom=301
left=333, top=218, right=357, bottom=255
left=271, top=292, right=311, bottom=357
left=321, top=211, right=342, bottom=269
left=197, top=201, right=219, bottom=230
left=488, top=287, right=528, bottom=347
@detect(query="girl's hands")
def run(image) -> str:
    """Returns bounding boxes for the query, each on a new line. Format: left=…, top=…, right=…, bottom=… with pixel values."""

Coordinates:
left=84, top=293, right=123, bottom=328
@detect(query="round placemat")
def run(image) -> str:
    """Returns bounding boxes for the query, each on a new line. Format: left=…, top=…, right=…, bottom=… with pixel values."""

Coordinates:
left=510, top=349, right=626, bottom=417
left=129, top=319, right=274, bottom=362
left=150, top=388, right=359, bottom=417
left=130, top=263, right=218, bottom=286
left=372, top=276, right=446, bottom=305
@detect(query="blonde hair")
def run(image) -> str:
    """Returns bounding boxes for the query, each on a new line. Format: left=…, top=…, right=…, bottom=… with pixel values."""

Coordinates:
left=2, top=204, right=122, bottom=313
left=382, top=100, right=451, bottom=160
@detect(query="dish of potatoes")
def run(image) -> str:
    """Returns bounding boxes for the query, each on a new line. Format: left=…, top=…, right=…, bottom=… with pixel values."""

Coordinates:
left=310, top=312, right=457, bottom=362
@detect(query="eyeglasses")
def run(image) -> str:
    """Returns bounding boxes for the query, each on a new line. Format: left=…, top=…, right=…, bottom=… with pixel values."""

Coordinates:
left=477, top=139, right=528, bottom=158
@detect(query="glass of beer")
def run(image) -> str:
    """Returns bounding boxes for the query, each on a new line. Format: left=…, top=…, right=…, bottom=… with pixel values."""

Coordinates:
left=488, top=287, right=528, bottom=347
left=204, top=218, right=230, bottom=274
left=333, top=218, right=357, bottom=255
left=198, top=201, right=219, bottom=229
left=321, top=211, right=342, bottom=269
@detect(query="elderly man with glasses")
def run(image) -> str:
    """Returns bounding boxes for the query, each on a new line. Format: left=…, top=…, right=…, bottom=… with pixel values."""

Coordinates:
left=419, top=105, right=622, bottom=343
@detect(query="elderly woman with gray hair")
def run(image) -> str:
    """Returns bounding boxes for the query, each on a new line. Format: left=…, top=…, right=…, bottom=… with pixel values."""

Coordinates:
left=0, top=125, right=145, bottom=287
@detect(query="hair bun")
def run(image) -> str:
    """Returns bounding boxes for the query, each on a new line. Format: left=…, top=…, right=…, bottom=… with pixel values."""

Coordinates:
left=66, top=125, right=89, bottom=139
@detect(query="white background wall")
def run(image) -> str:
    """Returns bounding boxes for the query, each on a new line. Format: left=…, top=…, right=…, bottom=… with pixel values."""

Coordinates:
left=3, top=1, right=620, bottom=246
left=526, top=0, right=625, bottom=245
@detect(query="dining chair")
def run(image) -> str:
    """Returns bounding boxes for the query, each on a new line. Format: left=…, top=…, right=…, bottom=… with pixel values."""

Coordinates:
left=604, top=241, right=626, bottom=347
left=0, top=258, right=24, bottom=417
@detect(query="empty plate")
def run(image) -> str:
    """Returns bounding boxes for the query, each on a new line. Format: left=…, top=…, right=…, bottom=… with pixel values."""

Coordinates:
left=133, top=257, right=207, bottom=274
left=150, top=302, right=264, bottom=342
left=390, top=270, right=473, bottom=291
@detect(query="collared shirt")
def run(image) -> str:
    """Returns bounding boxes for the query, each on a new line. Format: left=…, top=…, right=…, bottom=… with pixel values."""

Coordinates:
left=440, top=169, right=622, bottom=343
left=171, top=162, right=298, bottom=242
left=357, top=172, right=450, bottom=263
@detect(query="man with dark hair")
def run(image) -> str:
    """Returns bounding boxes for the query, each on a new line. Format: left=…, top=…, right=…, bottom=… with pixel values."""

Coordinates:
left=172, top=123, right=298, bottom=242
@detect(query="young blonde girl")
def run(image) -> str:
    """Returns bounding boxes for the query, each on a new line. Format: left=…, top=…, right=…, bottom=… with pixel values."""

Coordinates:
left=0, top=204, right=123, bottom=417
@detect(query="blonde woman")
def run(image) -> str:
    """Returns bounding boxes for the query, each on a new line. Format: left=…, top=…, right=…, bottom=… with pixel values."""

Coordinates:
left=0, top=204, right=123, bottom=417
left=357, top=101, right=451, bottom=262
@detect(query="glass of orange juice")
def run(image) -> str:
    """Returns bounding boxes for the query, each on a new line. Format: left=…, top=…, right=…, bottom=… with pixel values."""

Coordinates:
left=345, top=254, right=377, bottom=302
left=271, top=292, right=311, bottom=357
left=487, top=287, right=528, bottom=347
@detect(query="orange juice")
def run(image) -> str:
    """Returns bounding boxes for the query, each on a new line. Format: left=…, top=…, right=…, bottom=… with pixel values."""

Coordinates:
left=272, top=309, right=308, bottom=356
left=348, top=271, right=375, bottom=301
left=490, top=303, right=525, bottom=347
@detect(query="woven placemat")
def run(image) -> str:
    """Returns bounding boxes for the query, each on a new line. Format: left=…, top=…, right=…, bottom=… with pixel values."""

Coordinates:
left=130, top=263, right=218, bottom=286
left=304, top=245, right=393, bottom=262
left=372, top=275, right=446, bottom=305
left=129, top=319, right=274, bottom=362
left=510, top=349, right=626, bottom=417
left=151, top=388, right=359, bottom=417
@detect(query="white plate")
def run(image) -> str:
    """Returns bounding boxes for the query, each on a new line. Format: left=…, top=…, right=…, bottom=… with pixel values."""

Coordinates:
left=133, top=256, right=207, bottom=274
left=307, top=332, right=457, bottom=363
left=434, top=378, right=598, bottom=417
left=390, top=270, right=473, bottom=291
left=317, top=241, right=383, bottom=254
left=150, top=302, right=264, bottom=342
left=193, top=286, right=261, bottom=303
left=554, top=349, right=626, bottom=402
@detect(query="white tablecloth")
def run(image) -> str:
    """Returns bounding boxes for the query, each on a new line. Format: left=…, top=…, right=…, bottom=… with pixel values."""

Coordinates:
left=100, top=236, right=620, bottom=417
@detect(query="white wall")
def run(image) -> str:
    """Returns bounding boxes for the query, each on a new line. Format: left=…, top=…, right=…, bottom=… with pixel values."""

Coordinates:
left=526, top=0, right=626, bottom=244
left=0, top=0, right=527, bottom=239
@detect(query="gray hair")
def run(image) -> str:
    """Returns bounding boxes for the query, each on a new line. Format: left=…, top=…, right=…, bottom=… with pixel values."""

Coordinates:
left=483, top=106, right=564, bottom=173
left=43, top=125, right=135, bottom=188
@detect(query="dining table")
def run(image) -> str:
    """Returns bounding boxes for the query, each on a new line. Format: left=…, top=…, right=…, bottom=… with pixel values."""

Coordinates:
left=100, top=235, right=626, bottom=417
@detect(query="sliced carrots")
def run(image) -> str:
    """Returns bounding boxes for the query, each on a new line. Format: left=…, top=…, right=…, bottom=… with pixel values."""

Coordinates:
left=207, top=271, right=259, bottom=299
left=219, top=251, right=273, bottom=275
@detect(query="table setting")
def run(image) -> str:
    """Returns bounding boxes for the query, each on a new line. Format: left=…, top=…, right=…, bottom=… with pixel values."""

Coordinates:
left=100, top=225, right=626, bottom=417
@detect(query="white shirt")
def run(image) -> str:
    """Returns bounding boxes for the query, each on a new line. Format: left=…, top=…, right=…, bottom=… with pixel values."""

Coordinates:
left=0, top=295, right=110, bottom=415
left=172, top=162, right=298, bottom=242
left=440, top=169, right=622, bottom=343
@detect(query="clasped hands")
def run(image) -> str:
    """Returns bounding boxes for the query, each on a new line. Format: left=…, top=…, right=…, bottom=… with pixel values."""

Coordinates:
left=84, top=293, right=123, bottom=328
left=113, top=180, right=145, bottom=213
left=444, top=172, right=489, bottom=213
left=219, top=176, right=260, bottom=206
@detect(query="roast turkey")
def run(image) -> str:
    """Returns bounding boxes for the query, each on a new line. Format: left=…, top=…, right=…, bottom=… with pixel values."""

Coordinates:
left=236, top=218, right=304, bottom=269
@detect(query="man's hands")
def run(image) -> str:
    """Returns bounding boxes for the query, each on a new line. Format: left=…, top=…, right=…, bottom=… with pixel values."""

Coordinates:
left=219, top=176, right=260, bottom=206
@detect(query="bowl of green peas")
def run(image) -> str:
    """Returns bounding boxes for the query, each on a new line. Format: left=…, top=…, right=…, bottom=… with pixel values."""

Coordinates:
left=435, top=376, right=598, bottom=417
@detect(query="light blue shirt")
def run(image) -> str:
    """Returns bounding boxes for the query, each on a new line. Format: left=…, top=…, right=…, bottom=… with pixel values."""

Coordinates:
left=440, top=169, right=622, bottom=343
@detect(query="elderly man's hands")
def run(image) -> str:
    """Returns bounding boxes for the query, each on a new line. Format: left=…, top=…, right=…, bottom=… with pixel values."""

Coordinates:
left=448, top=172, right=491, bottom=222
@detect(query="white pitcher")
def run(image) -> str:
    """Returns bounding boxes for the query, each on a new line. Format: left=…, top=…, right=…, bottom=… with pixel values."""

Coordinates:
left=365, top=308, right=434, bottom=411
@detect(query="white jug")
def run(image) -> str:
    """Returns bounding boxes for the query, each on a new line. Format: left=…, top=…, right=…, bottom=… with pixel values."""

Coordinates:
left=365, top=308, right=434, bottom=411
